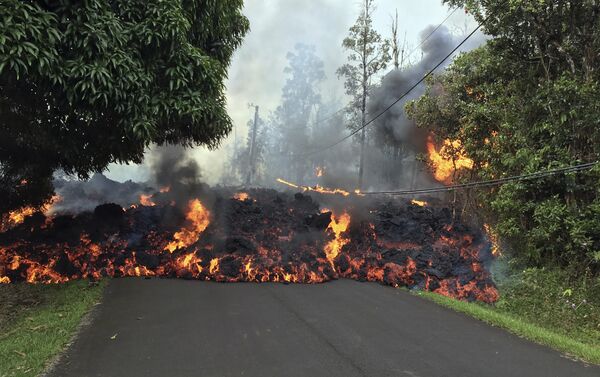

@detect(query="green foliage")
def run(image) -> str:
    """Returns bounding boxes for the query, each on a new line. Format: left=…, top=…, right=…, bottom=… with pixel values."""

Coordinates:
left=0, top=0, right=249, bottom=213
left=497, top=268, right=600, bottom=347
left=418, top=267, right=600, bottom=364
left=0, top=280, right=106, bottom=377
left=407, top=1, right=600, bottom=274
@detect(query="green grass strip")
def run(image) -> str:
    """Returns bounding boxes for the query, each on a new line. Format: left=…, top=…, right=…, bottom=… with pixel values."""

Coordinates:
left=416, top=291, right=600, bottom=365
left=0, top=280, right=106, bottom=377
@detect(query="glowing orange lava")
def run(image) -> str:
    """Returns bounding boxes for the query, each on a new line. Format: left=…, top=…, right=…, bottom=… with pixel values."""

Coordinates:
left=427, top=136, right=473, bottom=184
left=164, top=199, right=211, bottom=253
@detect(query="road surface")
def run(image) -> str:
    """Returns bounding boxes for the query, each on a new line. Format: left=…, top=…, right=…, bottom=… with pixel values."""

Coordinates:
left=47, top=279, right=599, bottom=377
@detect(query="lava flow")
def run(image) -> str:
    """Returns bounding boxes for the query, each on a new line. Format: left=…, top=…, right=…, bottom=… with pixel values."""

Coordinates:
left=0, top=188, right=498, bottom=303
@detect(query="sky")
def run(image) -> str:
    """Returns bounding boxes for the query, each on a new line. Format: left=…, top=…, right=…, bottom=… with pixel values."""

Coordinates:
left=105, top=0, right=476, bottom=184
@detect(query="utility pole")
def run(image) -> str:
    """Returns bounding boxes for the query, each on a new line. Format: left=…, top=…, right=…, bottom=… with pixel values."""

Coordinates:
left=246, top=105, right=259, bottom=186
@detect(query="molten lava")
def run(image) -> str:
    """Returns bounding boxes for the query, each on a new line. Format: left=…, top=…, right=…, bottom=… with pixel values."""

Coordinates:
left=0, top=189, right=499, bottom=303
left=164, top=199, right=211, bottom=253
left=427, top=136, right=474, bottom=184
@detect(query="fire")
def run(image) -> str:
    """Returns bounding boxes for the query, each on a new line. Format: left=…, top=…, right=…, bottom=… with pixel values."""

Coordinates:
left=8, top=207, right=36, bottom=224
left=0, top=188, right=499, bottom=303
left=276, top=178, right=351, bottom=197
left=140, top=194, right=156, bottom=207
left=276, top=178, right=299, bottom=189
left=164, top=199, right=211, bottom=253
left=209, top=258, right=220, bottom=275
left=234, top=192, right=250, bottom=201
left=324, top=212, right=351, bottom=268
left=483, top=224, right=501, bottom=257
left=427, top=135, right=473, bottom=184
left=315, top=166, right=325, bottom=177
left=160, top=186, right=171, bottom=193
left=411, top=200, right=427, bottom=207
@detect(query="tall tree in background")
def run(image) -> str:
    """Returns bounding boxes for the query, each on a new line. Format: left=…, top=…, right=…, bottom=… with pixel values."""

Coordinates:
left=390, top=10, right=407, bottom=70
left=273, top=44, right=325, bottom=183
left=232, top=111, right=268, bottom=185
left=337, top=0, right=390, bottom=189
left=0, top=0, right=248, bottom=213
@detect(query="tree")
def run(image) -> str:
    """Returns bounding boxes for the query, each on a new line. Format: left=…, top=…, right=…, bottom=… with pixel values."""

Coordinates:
left=390, top=10, right=407, bottom=70
left=0, top=0, right=249, bottom=213
left=408, top=1, right=600, bottom=274
left=337, top=0, right=390, bottom=189
left=232, top=108, right=268, bottom=186
left=271, top=44, right=325, bottom=183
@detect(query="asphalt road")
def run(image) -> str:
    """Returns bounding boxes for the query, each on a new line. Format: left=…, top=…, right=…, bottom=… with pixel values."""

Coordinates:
left=47, top=279, right=599, bottom=377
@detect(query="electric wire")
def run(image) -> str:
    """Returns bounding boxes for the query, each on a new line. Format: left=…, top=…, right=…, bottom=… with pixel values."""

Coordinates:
left=358, top=161, right=599, bottom=196
left=296, top=18, right=485, bottom=157
left=299, top=7, right=460, bottom=131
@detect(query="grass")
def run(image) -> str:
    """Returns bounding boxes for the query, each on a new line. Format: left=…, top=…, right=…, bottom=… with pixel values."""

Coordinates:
left=0, top=280, right=106, bottom=377
left=415, top=267, right=600, bottom=365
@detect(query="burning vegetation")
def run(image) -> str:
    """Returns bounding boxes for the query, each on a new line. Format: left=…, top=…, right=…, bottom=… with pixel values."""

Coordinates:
left=0, top=186, right=498, bottom=303
left=427, top=135, right=474, bottom=184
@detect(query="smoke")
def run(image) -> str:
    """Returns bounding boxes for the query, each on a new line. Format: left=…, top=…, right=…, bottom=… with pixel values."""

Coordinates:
left=369, top=24, right=487, bottom=150
left=51, top=145, right=213, bottom=214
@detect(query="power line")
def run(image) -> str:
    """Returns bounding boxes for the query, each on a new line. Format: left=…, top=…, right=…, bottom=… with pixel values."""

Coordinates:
left=360, top=162, right=599, bottom=196
left=297, top=18, right=485, bottom=158
left=300, top=7, right=460, bottom=132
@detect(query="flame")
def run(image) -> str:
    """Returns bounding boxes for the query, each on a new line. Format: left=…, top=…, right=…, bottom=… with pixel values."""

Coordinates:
left=483, top=224, right=501, bottom=257
left=164, top=199, right=210, bottom=253
left=276, top=178, right=300, bottom=189
left=427, top=135, right=473, bottom=184
left=234, top=192, right=250, bottom=201
left=276, top=178, right=351, bottom=197
left=160, top=186, right=171, bottom=193
left=0, top=276, right=9, bottom=283
left=315, top=166, right=325, bottom=177
left=140, top=194, right=156, bottom=207
left=411, top=200, right=427, bottom=207
left=209, top=258, right=220, bottom=275
left=8, top=207, right=36, bottom=224
left=324, top=212, right=351, bottom=268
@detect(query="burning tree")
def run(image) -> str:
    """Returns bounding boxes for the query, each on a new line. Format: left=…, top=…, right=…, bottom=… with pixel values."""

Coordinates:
left=0, top=0, right=249, bottom=214
left=409, top=0, right=600, bottom=275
